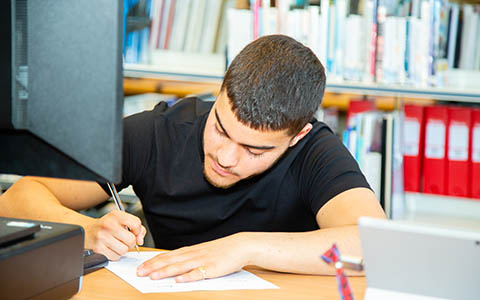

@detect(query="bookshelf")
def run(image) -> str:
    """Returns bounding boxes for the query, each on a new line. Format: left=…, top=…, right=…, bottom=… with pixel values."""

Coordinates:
left=125, top=0, right=480, bottom=91
left=123, top=0, right=480, bottom=224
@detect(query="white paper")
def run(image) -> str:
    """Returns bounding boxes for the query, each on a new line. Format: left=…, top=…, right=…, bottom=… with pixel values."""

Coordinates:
left=105, top=251, right=279, bottom=293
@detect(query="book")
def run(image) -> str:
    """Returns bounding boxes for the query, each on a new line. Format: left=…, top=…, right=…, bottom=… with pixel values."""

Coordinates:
left=227, top=8, right=253, bottom=64
left=163, top=0, right=177, bottom=50
left=157, top=0, right=172, bottom=49
left=214, top=0, right=236, bottom=54
left=446, top=3, right=459, bottom=68
left=363, top=0, right=374, bottom=82
left=169, top=0, right=193, bottom=51
left=459, top=4, right=479, bottom=70
left=375, top=3, right=387, bottom=83
left=319, top=0, right=330, bottom=68
left=184, top=0, right=207, bottom=52
left=344, top=15, right=364, bottom=81
left=149, top=0, right=163, bottom=51
left=200, top=0, right=224, bottom=53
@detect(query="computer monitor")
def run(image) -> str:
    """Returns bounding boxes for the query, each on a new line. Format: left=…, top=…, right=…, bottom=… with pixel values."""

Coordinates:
left=0, top=0, right=124, bottom=183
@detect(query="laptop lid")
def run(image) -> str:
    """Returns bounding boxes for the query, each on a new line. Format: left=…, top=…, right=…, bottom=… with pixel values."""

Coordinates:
left=358, top=217, right=480, bottom=300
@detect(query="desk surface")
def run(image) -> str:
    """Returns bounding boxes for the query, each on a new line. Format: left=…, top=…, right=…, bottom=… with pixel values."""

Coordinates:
left=72, top=251, right=366, bottom=300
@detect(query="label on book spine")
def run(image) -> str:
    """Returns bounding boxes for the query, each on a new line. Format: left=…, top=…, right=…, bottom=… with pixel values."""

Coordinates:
left=403, top=118, right=420, bottom=156
left=448, top=123, right=469, bottom=161
left=473, top=125, right=480, bottom=163
left=425, top=120, right=445, bottom=159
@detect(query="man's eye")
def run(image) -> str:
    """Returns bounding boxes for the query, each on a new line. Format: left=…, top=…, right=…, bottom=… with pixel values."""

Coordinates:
left=215, top=126, right=226, bottom=136
left=247, top=149, right=265, bottom=158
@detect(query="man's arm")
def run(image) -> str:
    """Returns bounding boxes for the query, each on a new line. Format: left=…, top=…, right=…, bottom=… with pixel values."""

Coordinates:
left=136, top=187, right=386, bottom=281
left=242, top=187, right=385, bottom=275
left=0, top=176, right=146, bottom=259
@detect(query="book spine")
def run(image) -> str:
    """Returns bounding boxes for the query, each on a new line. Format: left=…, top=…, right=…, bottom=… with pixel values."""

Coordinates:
left=446, top=3, right=459, bottom=68
left=163, top=0, right=176, bottom=49
left=375, top=4, right=386, bottom=83
left=369, top=0, right=378, bottom=80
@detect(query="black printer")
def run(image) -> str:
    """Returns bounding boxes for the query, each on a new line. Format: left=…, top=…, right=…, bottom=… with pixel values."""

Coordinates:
left=0, top=217, right=84, bottom=300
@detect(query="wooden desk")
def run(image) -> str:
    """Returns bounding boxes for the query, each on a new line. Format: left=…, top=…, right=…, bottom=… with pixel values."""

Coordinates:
left=72, top=251, right=366, bottom=300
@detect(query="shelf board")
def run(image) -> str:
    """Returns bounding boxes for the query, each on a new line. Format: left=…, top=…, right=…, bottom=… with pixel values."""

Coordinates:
left=124, top=64, right=224, bottom=83
left=325, top=81, right=480, bottom=102
left=124, top=65, right=480, bottom=102
left=405, top=192, right=480, bottom=221
left=123, top=77, right=222, bottom=98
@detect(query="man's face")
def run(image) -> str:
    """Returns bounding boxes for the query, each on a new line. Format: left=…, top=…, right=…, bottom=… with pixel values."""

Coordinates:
left=202, top=92, right=300, bottom=189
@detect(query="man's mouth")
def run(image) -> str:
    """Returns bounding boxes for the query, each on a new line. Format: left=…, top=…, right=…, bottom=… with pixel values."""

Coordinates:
left=210, top=158, right=234, bottom=177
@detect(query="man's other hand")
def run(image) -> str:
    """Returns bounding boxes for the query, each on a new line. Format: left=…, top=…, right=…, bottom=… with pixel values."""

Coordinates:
left=85, top=210, right=146, bottom=260
left=136, top=233, right=252, bottom=282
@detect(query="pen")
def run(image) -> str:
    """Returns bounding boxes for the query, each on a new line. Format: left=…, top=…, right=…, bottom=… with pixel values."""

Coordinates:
left=107, top=182, right=140, bottom=253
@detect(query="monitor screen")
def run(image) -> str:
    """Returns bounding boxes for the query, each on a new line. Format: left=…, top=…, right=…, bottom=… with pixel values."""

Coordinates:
left=0, top=0, right=124, bottom=183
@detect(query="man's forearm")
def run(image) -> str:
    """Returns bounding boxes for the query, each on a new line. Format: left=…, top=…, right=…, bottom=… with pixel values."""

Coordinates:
left=0, top=177, right=95, bottom=228
left=242, top=225, right=363, bottom=276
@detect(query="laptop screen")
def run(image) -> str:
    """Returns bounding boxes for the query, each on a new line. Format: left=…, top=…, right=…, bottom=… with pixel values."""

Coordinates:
left=358, top=217, right=480, bottom=300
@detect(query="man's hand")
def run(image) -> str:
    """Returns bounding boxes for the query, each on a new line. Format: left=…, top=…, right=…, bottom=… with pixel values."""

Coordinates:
left=136, top=233, right=252, bottom=282
left=84, top=210, right=147, bottom=260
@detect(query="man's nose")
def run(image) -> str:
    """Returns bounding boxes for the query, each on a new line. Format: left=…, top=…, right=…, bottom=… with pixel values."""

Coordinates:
left=217, top=141, right=240, bottom=168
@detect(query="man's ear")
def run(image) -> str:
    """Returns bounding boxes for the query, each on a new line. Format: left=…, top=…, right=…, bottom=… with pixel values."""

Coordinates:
left=289, top=123, right=313, bottom=147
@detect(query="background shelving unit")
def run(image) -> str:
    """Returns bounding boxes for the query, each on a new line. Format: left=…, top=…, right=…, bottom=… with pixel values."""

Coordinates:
left=120, top=0, right=480, bottom=227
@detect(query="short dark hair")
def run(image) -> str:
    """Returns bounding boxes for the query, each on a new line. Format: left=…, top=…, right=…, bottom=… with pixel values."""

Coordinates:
left=221, top=34, right=326, bottom=136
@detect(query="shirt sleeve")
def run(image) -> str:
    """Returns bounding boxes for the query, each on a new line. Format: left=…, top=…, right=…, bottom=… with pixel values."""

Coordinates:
left=295, top=126, right=372, bottom=216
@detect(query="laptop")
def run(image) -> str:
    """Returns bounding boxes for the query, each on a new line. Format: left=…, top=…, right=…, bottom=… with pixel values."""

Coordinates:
left=358, top=217, right=480, bottom=300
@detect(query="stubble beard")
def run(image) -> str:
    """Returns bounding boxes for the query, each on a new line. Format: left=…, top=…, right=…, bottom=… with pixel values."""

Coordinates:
left=202, top=165, right=236, bottom=189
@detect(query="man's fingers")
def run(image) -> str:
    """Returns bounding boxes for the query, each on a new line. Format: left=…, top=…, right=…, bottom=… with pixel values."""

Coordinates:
left=110, top=224, right=137, bottom=249
left=137, top=225, right=147, bottom=246
left=137, top=251, right=192, bottom=277
left=95, top=244, right=122, bottom=261
left=107, top=210, right=145, bottom=248
left=146, top=260, right=200, bottom=280
left=175, top=267, right=208, bottom=283
left=114, top=211, right=143, bottom=236
left=102, top=231, right=130, bottom=256
left=136, top=253, right=171, bottom=276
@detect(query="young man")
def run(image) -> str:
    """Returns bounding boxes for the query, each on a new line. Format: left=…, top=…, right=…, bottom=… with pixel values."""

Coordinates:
left=0, top=35, right=385, bottom=282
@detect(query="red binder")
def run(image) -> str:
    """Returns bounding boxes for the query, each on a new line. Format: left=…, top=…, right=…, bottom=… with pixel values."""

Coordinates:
left=471, top=109, right=480, bottom=199
left=346, top=99, right=375, bottom=128
left=422, top=106, right=449, bottom=195
left=446, top=107, right=471, bottom=197
left=403, top=104, right=425, bottom=192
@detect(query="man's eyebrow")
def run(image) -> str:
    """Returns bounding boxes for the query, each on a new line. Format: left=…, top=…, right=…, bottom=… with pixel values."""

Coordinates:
left=214, top=108, right=276, bottom=150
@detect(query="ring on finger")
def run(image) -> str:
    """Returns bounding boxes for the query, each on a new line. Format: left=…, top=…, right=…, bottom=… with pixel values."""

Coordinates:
left=197, top=266, right=207, bottom=280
